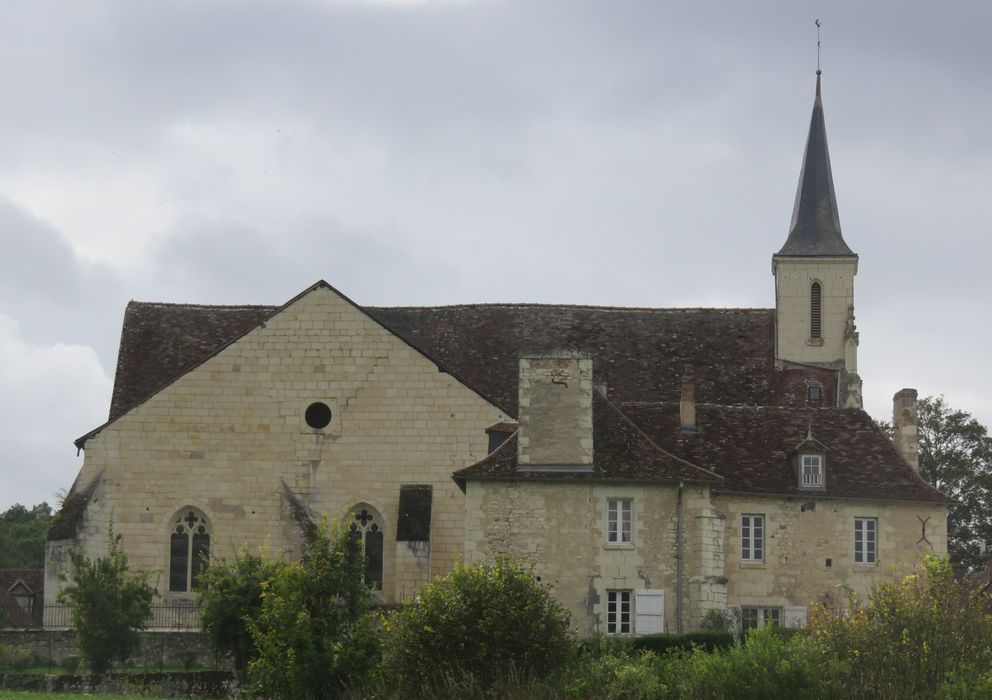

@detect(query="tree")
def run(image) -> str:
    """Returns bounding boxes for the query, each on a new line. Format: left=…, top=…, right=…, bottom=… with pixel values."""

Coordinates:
left=57, top=524, right=155, bottom=674
left=0, top=502, right=53, bottom=568
left=247, top=521, right=380, bottom=698
left=808, top=555, right=992, bottom=699
left=916, top=396, right=992, bottom=571
left=383, top=556, right=574, bottom=693
left=197, top=547, right=281, bottom=671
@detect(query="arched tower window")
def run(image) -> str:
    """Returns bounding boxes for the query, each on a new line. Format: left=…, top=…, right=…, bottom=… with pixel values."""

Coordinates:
left=810, top=282, right=822, bottom=339
left=169, top=508, right=210, bottom=592
left=348, top=506, right=384, bottom=591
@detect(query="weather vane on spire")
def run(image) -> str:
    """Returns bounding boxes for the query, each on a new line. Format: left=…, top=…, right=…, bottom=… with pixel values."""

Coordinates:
left=815, top=19, right=822, bottom=74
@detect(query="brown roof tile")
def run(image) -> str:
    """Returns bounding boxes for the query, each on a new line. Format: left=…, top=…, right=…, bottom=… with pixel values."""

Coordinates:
left=454, top=393, right=721, bottom=487
left=620, top=403, right=949, bottom=503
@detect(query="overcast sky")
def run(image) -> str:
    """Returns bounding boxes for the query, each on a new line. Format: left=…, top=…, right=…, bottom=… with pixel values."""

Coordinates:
left=1, top=0, right=989, bottom=512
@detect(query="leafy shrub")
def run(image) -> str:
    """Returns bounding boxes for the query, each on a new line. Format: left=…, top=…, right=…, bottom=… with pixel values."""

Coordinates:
left=565, top=643, right=667, bottom=699
left=247, top=520, right=380, bottom=699
left=699, top=607, right=739, bottom=633
left=3, top=646, right=34, bottom=670
left=179, top=649, right=199, bottom=671
left=58, top=655, right=82, bottom=673
left=808, top=555, right=992, bottom=700
left=57, top=523, right=155, bottom=674
left=632, top=631, right=734, bottom=654
left=664, top=625, right=846, bottom=700
left=198, top=546, right=281, bottom=670
left=383, top=556, right=574, bottom=693
left=937, top=665, right=992, bottom=700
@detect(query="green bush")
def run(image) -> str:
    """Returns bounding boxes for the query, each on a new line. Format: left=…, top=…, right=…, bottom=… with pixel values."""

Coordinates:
left=3, top=646, right=34, bottom=671
left=663, top=625, right=846, bottom=700
left=808, top=555, right=992, bottom=700
left=247, top=520, right=380, bottom=699
left=632, top=631, right=734, bottom=654
left=58, top=655, right=82, bottom=673
left=565, top=642, right=667, bottom=700
left=937, top=665, right=992, bottom=700
left=198, top=546, right=281, bottom=671
left=57, top=523, right=155, bottom=675
left=383, top=556, right=574, bottom=694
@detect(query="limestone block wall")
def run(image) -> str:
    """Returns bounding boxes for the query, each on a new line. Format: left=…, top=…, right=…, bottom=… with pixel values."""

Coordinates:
left=48, top=286, right=507, bottom=607
left=517, top=353, right=593, bottom=467
left=464, top=480, right=714, bottom=636
left=716, top=494, right=947, bottom=612
left=774, top=257, right=857, bottom=366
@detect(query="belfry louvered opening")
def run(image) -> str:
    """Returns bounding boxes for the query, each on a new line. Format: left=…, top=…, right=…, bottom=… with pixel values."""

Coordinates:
left=810, top=282, right=822, bottom=339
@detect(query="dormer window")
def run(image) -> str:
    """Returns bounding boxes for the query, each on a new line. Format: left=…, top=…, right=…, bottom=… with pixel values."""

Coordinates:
left=801, top=454, right=824, bottom=489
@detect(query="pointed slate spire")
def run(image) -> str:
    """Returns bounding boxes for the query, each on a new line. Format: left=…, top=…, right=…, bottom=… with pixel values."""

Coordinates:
left=776, top=72, right=856, bottom=257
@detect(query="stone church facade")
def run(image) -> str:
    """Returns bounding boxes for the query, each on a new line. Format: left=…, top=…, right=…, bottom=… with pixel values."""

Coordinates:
left=45, top=74, right=948, bottom=636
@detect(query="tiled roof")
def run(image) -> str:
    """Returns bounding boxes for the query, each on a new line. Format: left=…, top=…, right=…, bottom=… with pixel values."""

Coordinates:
left=108, top=300, right=781, bottom=421
left=372, top=304, right=778, bottom=414
left=454, top=392, right=721, bottom=487
left=110, top=301, right=275, bottom=420
left=94, top=288, right=942, bottom=503
left=619, top=403, right=949, bottom=503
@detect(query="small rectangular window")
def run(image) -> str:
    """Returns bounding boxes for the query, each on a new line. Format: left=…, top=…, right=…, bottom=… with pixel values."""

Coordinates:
left=854, top=517, right=877, bottom=564
left=607, top=590, right=632, bottom=635
left=607, top=498, right=633, bottom=544
left=808, top=385, right=822, bottom=402
left=741, top=514, right=764, bottom=562
left=801, top=454, right=823, bottom=488
left=741, top=606, right=781, bottom=630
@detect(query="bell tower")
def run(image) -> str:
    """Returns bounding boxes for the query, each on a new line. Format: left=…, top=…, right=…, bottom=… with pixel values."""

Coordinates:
left=772, top=71, right=861, bottom=408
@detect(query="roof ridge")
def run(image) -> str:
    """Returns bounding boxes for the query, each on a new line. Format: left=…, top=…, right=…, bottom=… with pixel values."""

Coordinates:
left=126, top=301, right=279, bottom=310
left=371, top=303, right=774, bottom=313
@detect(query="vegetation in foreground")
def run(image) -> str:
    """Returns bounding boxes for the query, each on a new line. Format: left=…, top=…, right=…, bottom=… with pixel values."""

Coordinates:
left=191, top=546, right=992, bottom=699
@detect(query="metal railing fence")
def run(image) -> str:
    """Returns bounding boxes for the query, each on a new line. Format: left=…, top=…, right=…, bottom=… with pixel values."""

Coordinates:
left=1, top=603, right=201, bottom=631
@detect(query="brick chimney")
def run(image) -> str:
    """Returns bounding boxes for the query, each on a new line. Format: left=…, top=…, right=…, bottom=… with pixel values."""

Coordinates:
left=892, top=388, right=919, bottom=472
left=517, top=351, right=593, bottom=469
left=680, top=364, right=696, bottom=432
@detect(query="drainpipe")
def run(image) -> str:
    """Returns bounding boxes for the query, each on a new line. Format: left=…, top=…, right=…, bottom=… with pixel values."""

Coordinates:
left=676, top=480, right=684, bottom=634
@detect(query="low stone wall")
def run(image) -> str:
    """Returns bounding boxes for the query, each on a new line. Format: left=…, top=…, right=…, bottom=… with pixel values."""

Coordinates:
left=0, top=669, right=237, bottom=698
left=0, top=629, right=230, bottom=671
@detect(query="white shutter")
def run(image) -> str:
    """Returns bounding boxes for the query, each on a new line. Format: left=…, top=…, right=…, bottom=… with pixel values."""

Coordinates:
left=634, top=589, right=665, bottom=636
left=783, top=606, right=808, bottom=628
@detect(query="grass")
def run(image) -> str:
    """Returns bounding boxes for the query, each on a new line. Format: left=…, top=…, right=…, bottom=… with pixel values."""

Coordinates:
left=0, top=693, right=173, bottom=700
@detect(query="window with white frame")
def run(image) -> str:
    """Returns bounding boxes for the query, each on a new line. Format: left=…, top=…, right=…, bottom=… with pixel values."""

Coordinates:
left=607, top=498, right=633, bottom=545
left=741, top=606, right=781, bottom=630
left=801, top=454, right=823, bottom=488
left=606, top=589, right=632, bottom=634
left=741, top=514, right=764, bottom=562
left=854, top=517, right=877, bottom=564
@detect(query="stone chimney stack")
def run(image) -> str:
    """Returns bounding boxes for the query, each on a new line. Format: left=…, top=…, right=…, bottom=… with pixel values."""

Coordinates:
left=892, top=388, right=920, bottom=472
left=517, top=351, right=593, bottom=469
left=680, top=364, right=697, bottom=432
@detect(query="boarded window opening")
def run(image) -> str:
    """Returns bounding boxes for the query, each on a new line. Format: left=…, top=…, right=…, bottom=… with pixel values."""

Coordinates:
left=810, top=282, right=822, bottom=338
left=396, top=485, right=433, bottom=542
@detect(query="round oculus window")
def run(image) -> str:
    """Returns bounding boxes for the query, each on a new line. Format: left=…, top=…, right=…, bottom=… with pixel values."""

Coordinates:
left=305, top=402, right=332, bottom=429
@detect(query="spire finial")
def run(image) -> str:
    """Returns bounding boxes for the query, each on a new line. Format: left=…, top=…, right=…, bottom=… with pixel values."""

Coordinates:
left=815, top=19, right=822, bottom=74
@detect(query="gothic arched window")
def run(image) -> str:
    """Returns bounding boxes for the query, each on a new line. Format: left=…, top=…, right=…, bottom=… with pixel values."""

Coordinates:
left=348, top=506, right=384, bottom=591
left=810, top=282, right=822, bottom=339
left=169, top=508, right=210, bottom=592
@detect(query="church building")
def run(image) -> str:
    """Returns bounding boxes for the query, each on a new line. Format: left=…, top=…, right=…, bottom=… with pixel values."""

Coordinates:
left=45, top=73, right=948, bottom=636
